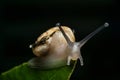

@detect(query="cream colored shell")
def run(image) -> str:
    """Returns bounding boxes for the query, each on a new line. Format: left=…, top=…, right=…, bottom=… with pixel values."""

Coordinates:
left=32, top=26, right=75, bottom=57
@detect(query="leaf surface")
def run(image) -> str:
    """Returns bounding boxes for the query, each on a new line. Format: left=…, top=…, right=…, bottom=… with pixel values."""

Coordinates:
left=0, top=62, right=76, bottom=80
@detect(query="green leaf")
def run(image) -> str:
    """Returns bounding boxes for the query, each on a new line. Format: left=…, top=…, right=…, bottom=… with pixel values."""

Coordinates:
left=0, top=62, right=76, bottom=80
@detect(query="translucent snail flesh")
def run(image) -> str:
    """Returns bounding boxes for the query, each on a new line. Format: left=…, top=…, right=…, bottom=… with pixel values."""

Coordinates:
left=28, top=22, right=109, bottom=69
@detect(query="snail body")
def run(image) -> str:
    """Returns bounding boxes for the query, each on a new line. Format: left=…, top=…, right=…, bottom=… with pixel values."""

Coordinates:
left=28, top=22, right=109, bottom=69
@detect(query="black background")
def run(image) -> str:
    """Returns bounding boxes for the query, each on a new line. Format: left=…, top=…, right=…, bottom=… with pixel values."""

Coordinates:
left=0, top=0, right=119, bottom=80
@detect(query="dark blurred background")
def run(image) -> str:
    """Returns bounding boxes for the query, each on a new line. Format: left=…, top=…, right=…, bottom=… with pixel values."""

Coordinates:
left=0, top=0, right=119, bottom=80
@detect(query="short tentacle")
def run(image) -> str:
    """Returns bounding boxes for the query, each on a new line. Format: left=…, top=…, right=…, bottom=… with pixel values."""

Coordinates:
left=56, top=23, right=73, bottom=46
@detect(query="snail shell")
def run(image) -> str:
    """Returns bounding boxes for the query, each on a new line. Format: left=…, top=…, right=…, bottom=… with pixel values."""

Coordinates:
left=28, top=26, right=75, bottom=69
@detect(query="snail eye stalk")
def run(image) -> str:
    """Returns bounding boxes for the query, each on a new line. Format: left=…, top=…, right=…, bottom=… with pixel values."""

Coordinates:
left=56, top=23, right=73, bottom=46
left=78, top=22, right=109, bottom=47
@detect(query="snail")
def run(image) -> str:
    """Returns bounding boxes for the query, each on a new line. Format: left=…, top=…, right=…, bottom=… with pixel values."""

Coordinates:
left=28, top=22, right=109, bottom=69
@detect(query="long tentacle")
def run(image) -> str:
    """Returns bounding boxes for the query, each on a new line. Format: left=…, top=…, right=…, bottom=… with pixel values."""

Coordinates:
left=79, top=22, right=109, bottom=47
